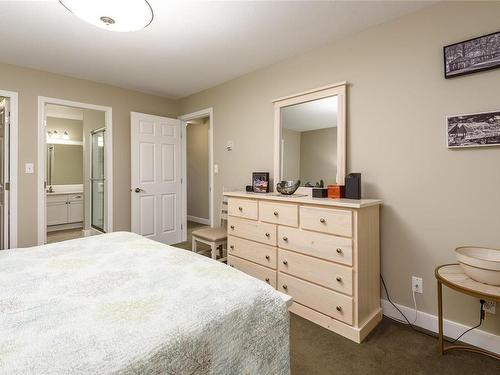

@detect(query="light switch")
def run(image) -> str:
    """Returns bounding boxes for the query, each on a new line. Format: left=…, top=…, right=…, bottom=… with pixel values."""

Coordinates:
left=214, top=164, right=219, bottom=174
left=25, top=163, right=34, bottom=174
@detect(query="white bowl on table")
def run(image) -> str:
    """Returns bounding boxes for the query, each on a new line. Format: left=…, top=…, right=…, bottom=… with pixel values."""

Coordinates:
left=455, top=246, right=500, bottom=286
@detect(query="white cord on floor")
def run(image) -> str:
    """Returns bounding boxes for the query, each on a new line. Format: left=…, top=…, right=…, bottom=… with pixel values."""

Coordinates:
left=411, top=290, right=418, bottom=324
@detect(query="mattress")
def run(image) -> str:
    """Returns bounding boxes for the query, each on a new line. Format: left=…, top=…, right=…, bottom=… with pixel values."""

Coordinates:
left=0, top=232, right=289, bottom=374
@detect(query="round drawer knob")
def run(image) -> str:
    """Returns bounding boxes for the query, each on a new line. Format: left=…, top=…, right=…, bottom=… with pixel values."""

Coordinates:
left=336, top=276, right=342, bottom=282
left=336, top=306, right=342, bottom=312
left=229, top=245, right=234, bottom=250
left=282, top=260, right=288, bottom=265
left=265, top=232, right=270, bottom=237
left=320, top=218, right=326, bottom=223
left=238, top=206, right=243, bottom=211
left=283, top=285, right=288, bottom=290
left=230, top=225, right=235, bottom=230
left=336, top=248, right=342, bottom=254
left=229, top=265, right=234, bottom=268
left=265, top=277, right=270, bottom=283
left=273, top=211, right=279, bottom=216
left=265, top=255, right=270, bottom=260
left=282, top=236, right=288, bottom=241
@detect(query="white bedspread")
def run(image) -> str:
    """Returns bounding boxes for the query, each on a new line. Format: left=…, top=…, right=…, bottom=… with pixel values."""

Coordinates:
left=0, top=232, right=289, bottom=374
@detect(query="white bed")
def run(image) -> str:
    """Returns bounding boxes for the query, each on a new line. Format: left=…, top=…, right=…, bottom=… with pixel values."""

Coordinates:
left=0, top=232, right=290, bottom=374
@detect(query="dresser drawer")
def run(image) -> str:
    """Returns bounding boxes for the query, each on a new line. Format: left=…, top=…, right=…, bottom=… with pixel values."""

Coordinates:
left=228, top=216, right=277, bottom=246
left=259, top=201, right=298, bottom=227
left=228, top=198, right=258, bottom=220
left=278, top=249, right=353, bottom=295
left=300, top=206, right=352, bottom=237
left=278, top=273, right=353, bottom=325
left=228, top=236, right=277, bottom=269
left=278, top=227, right=353, bottom=266
left=228, top=255, right=276, bottom=288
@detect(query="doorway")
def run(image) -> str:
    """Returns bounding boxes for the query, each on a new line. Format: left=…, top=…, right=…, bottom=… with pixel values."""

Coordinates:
left=179, top=108, right=214, bottom=243
left=38, top=97, right=113, bottom=245
left=0, top=90, right=18, bottom=250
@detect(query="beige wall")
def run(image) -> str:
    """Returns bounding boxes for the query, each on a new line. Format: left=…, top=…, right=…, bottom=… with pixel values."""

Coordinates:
left=180, top=2, right=500, bottom=333
left=281, top=128, right=300, bottom=181
left=0, top=62, right=179, bottom=247
left=187, top=118, right=209, bottom=220
left=299, top=127, right=337, bottom=186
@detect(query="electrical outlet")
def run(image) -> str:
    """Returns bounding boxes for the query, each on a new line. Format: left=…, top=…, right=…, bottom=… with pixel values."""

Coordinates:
left=412, top=276, right=423, bottom=293
left=483, top=301, right=496, bottom=314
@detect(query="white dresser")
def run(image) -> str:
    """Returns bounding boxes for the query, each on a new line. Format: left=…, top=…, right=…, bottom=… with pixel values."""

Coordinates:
left=225, top=191, right=382, bottom=343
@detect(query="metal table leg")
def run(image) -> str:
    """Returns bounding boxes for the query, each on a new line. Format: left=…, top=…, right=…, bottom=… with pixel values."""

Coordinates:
left=437, top=279, right=444, bottom=354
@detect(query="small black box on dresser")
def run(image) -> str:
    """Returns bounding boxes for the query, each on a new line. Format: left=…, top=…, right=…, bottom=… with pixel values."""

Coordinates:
left=345, top=173, right=361, bottom=199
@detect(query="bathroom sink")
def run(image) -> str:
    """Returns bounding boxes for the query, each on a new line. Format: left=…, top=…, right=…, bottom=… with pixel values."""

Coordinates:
left=455, top=246, right=500, bottom=286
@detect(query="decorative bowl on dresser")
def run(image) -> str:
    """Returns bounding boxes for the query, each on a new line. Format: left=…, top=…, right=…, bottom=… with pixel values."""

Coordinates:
left=224, top=191, right=382, bottom=343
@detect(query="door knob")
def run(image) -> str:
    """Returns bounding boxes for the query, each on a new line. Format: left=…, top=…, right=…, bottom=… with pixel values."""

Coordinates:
left=134, top=188, right=143, bottom=193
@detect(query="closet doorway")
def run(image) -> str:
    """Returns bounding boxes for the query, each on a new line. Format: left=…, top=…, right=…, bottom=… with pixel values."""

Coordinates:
left=37, top=97, right=113, bottom=245
left=179, top=108, right=214, bottom=243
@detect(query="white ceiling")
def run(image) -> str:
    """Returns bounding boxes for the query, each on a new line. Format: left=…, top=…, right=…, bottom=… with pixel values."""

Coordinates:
left=282, top=96, right=337, bottom=132
left=0, top=1, right=433, bottom=99
left=46, top=104, right=83, bottom=121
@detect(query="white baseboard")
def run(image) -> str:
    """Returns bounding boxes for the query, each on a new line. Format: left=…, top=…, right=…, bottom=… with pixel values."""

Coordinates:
left=381, top=299, right=500, bottom=355
left=187, top=215, right=210, bottom=225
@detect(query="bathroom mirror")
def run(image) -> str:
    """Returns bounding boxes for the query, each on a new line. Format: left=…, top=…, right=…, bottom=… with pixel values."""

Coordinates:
left=47, top=144, right=84, bottom=185
left=273, top=82, right=346, bottom=186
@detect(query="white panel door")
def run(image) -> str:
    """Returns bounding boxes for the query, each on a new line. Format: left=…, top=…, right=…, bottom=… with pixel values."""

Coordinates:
left=131, top=112, right=182, bottom=244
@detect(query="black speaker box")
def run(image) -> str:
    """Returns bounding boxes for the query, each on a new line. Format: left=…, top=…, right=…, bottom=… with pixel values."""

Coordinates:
left=345, top=173, right=361, bottom=199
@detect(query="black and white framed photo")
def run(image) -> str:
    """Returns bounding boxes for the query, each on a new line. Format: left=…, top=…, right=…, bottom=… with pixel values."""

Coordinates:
left=447, top=110, right=500, bottom=148
left=444, top=31, right=500, bottom=78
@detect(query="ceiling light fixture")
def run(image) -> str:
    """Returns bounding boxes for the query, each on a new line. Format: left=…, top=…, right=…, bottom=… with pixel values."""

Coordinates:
left=59, top=0, right=154, bottom=32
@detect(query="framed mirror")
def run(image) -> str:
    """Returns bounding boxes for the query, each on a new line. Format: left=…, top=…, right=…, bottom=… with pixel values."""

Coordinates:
left=273, top=82, right=346, bottom=188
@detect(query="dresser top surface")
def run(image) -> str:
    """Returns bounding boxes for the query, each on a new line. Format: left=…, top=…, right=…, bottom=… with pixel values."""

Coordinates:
left=224, top=191, right=382, bottom=208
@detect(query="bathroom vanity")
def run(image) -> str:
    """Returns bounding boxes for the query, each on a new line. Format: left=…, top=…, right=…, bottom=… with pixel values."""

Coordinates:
left=225, top=191, right=382, bottom=343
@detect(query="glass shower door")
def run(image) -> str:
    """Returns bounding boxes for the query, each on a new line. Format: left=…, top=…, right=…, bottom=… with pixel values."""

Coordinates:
left=91, top=129, right=105, bottom=232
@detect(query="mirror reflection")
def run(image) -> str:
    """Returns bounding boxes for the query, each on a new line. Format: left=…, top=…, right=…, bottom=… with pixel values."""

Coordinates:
left=47, top=144, right=84, bottom=185
left=280, top=96, right=337, bottom=187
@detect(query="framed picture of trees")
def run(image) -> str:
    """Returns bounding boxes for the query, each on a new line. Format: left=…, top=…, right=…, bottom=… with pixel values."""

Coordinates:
left=444, top=31, right=500, bottom=78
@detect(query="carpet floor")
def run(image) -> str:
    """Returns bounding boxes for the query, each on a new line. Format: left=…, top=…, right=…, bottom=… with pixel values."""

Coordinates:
left=290, top=314, right=499, bottom=374
left=172, top=223, right=500, bottom=374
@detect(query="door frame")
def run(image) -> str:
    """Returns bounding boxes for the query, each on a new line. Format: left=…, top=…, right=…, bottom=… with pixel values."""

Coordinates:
left=37, top=96, right=113, bottom=245
left=0, top=89, right=18, bottom=249
left=179, top=108, right=214, bottom=242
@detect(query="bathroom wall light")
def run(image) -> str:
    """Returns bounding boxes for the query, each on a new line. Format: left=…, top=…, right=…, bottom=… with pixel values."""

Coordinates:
left=62, top=131, right=70, bottom=140
left=59, top=0, right=154, bottom=32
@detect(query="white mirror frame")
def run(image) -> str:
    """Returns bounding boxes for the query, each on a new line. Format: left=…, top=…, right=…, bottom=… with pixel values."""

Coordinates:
left=273, top=81, right=347, bottom=187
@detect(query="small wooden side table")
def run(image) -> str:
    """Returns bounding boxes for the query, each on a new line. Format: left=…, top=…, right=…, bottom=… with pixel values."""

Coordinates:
left=435, top=264, right=500, bottom=360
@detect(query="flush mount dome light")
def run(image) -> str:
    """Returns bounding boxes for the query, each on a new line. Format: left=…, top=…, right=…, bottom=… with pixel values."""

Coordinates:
left=60, top=0, right=153, bottom=32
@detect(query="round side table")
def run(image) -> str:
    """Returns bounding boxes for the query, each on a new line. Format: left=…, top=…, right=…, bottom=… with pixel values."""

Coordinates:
left=435, top=264, right=500, bottom=360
